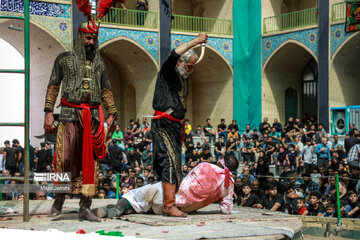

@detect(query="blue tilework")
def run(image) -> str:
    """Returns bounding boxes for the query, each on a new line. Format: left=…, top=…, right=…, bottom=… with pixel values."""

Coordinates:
left=98, top=27, right=159, bottom=62
left=262, top=28, right=318, bottom=65
left=330, top=23, right=355, bottom=57
left=171, top=34, right=233, bottom=66
left=0, top=0, right=71, bottom=18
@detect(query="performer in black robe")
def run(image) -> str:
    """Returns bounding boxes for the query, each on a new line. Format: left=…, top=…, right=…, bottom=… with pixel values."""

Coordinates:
left=151, top=32, right=207, bottom=217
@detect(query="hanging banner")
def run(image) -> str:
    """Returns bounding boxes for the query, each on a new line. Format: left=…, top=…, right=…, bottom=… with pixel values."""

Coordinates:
left=345, top=1, right=360, bottom=33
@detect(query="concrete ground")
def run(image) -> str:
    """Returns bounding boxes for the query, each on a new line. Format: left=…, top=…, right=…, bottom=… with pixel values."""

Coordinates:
left=0, top=199, right=302, bottom=239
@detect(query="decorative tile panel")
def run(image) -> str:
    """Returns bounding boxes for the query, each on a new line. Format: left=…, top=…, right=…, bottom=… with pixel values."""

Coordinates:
left=330, top=23, right=356, bottom=57
left=262, top=28, right=318, bottom=65
left=0, top=0, right=70, bottom=18
left=171, top=34, right=233, bottom=66
left=98, top=27, right=159, bottom=62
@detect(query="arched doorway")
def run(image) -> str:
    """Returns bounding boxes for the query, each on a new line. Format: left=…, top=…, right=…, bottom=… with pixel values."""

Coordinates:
left=100, top=37, right=158, bottom=129
left=188, top=46, right=233, bottom=129
left=302, top=58, right=318, bottom=118
left=263, top=41, right=318, bottom=123
left=330, top=32, right=360, bottom=109
left=0, top=20, right=67, bottom=147
left=285, top=88, right=298, bottom=121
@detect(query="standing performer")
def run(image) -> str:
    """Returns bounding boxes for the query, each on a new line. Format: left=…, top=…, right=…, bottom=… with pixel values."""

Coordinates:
left=151, top=32, right=207, bottom=217
left=43, top=19, right=117, bottom=222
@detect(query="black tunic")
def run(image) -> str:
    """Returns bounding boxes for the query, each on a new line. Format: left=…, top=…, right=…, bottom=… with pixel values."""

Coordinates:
left=152, top=50, right=188, bottom=120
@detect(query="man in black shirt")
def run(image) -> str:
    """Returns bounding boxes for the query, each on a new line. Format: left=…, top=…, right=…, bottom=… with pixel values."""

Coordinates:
left=2, top=140, right=17, bottom=175
left=217, top=119, right=228, bottom=143
left=228, top=120, right=239, bottom=133
left=12, top=139, right=24, bottom=174
left=151, top=32, right=207, bottom=217
left=200, top=147, right=213, bottom=163
left=36, top=143, right=53, bottom=172
left=108, top=140, right=124, bottom=173
left=214, top=137, right=225, bottom=160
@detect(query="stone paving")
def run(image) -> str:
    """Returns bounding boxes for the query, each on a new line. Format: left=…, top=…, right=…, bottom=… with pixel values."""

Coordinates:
left=0, top=199, right=302, bottom=239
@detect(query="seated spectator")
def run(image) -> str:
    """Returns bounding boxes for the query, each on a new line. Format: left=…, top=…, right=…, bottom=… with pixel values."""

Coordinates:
left=259, top=117, right=270, bottom=135
left=252, top=129, right=264, bottom=143
left=302, top=173, right=320, bottom=197
left=127, top=149, right=142, bottom=169
left=254, top=155, right=269, bottom=177
left=195, top=142, right=202, bottom=154
left=201, top=138, right=211, bottom=151
left=305, top=192, right=324, bottom=217
left=242, top=125, right=254, bottom=140
left=124, top=126, right=135, bottom=145
left=283, top=117, right=296, bottom=142
left=242, top=138, right=255, bottom=164
left=119, top=168, right=135, bottom=190
left=310, top=166, right=321, bottom=186
left=330, top=181, right=349, bottom=207
left=297, top=198, right=307, bottom=215
left=262, top=182, right=284, bottom=212
left=287, top=144, right=298, bottom=171
left=136, top=177, right=144, bottom=188
left=203, top=118, right=216, bottom=144
left=194, top=125, right=204, bottom=138
left=324, top=203, right=337, bottom=218
left=112, top=124, right=124, bottom=147
left=184, top=119, right=192, bottom=136
left=200, top=147, right=213, bottom=163
left=226, top=137, right=237, bottom=158
left=142, top=144, right=153, bottom=169
left=345, top=191, right=360, bottom=218
left=251, top=179, right=266, bottom=202
left=217, top=118, right=228, bottom=142
left=147, top=176, right=155, bottom=184
left=214, top=137, right=225, bottom=161
left=270, top=127, right=281, bottom=143
left=142, top=122, right=151, bottom=135
left=228, top=120, right=239, bottom=134
left=97, top=188, right=107, bottom=199
left=228, top=128, right=239, bottom=141
left=322, top=195, right=331, bottom=208
left=272, top=118, right=282, bottom=132
left=284, top=183, right=301, bottom=214
left=233, top=177, right=243, bottom=202
left=236, top=182, right=262, bottom=208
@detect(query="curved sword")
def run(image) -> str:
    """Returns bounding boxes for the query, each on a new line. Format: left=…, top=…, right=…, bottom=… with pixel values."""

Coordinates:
left=195, top=43, right=206, bottom=64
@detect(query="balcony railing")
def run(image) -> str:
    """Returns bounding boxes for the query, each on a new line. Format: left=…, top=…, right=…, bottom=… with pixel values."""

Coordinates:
left=172, top=14, right=233, bottom=36
left=93, top=8, right=157, bottom=29
left=263, top=7, right=318, bottom=34
left=332, top=1, right=358, bottom=22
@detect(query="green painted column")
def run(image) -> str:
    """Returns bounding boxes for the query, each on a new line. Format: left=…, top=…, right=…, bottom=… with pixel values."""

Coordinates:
left=233, top=0, right=262, bottom=132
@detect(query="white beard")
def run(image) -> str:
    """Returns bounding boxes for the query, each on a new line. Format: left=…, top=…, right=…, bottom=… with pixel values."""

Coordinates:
left=176, top=62, right=191, bottom=79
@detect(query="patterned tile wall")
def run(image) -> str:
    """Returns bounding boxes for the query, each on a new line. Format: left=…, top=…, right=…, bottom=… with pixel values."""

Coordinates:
left=262, top=28, right=318, bottom=65
left=1, top=0, right=72, bottom=50
left=98, top=28, right=159, bottom=62
left=0, top=0, right=71, bottom=18
left=171, top=34, right=233, bottom=66
left=330, top=23, right=356, bottom=57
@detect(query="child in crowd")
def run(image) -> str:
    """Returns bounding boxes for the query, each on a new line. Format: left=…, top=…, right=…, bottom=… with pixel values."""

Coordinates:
left=345, top=191, right=360, bottom=218
left=263, top=182, right=284, bottom=212
left=322, top=195, right=331, bottom=208
left=297, top=198, right=307, bottom=215
left=236, top=182, right=262, bottom=208
left=310, top=166, right=321, bottom=186
left=287, top=144, right=297, bottom=171
left=194, top=125, right=203, bottom=137
left=324, top=203, right=337, bottom=218
left=305, top=192, right=324, bottom=217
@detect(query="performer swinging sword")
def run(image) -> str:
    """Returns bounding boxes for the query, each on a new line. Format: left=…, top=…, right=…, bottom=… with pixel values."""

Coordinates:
left=43, top=20, right=117, bottom=222
left=151, top=32, right=207, bottom=217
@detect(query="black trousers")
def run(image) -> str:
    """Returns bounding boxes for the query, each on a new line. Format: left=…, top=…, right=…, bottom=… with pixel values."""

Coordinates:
left=152, top=118, right=182, bottom=186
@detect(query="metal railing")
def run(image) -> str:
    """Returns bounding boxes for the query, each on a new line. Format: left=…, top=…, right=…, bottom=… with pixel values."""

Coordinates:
left=172, top=14, right=233, bottom=36
left=0, top=0, right=30, bottom=222
left=93, top=8, right=157, bottom=29
left=332, top=1, right=358, bottom=22
left=263, top=7, right=318, bottom=34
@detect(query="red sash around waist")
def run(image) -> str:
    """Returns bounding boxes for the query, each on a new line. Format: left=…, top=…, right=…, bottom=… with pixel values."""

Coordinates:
left=60, top=98, right=106, bottom=186
left=153, top=110, right=182, bottom=123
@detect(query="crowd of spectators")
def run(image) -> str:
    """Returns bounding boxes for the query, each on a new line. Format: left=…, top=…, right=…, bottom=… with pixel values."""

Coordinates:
left=1, top=114, right=360, bottom=219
